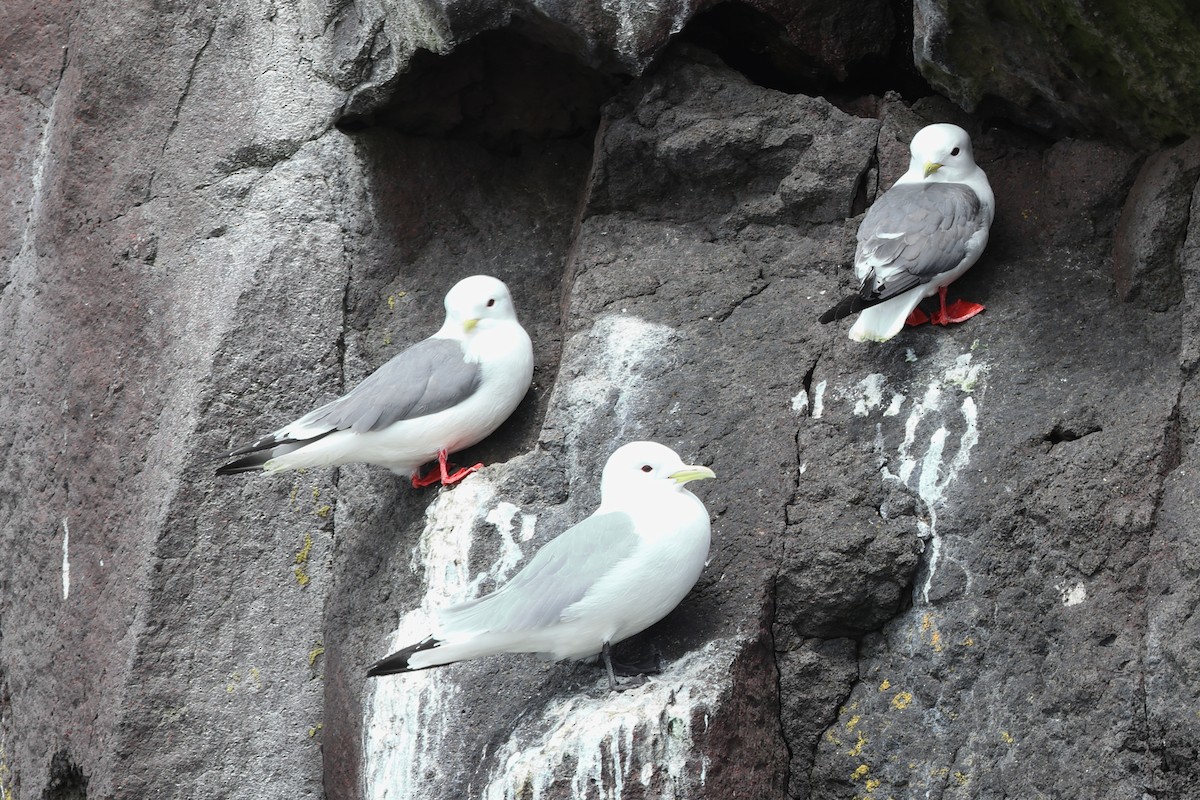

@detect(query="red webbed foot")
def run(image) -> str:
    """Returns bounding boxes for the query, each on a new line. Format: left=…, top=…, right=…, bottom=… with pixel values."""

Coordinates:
left=931, top=299, right=985, bottom=326
left=411, top=449, right=483, bottom=488
left=441, top=462, right=484, bottom=486
left=905, top=307, right=931, bottom=327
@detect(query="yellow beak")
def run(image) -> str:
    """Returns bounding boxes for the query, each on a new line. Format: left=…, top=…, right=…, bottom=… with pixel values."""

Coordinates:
left=923, top=161, right=942, bottom=178
left=463, top=319, right=479, bottom=333
left=669, top=465, right=716, bottom=485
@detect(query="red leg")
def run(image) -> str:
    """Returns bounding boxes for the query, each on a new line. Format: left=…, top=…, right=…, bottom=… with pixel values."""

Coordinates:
left=411, top=449, right=485, bottom=488
left=441, top=461, right=484, bottom=486
left=411, top=449, right=451, bottom=488
left=930, top=286, right=985, bottom=326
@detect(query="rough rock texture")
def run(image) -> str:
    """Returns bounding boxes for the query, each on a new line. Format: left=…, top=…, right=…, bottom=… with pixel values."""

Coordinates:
left=3, top=1, right=1200, bottom=799
left=914, top=0, right=1200, bottom=144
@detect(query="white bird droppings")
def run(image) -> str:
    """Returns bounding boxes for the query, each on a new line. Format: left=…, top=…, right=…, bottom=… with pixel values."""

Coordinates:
left=791, top=389, right=809, bottom=414
left=561, top=314, right=677, bottom=446
left=850, top=351, right=987, bottom=603
left=811, top=380, right=827, bottom=418
left=61, top=517, right=70, bottom=601
left=852, top=374, right=887, bottom=416
left=365, top=476, right=527, bottom=799
left=482, top=639, right=737, bottom=800
left=1056, top=581, right=1087, bottom=606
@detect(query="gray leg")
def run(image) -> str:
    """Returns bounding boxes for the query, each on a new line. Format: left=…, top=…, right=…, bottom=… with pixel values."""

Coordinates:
left=602, top=641, right=618, bottom=691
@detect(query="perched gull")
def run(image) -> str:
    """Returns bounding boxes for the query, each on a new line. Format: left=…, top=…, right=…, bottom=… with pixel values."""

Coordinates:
left=367, top=441, right=716, bottom=690
left=216, top=275, right=534, bottom=487
left=820, top=123, right=995, bottom=342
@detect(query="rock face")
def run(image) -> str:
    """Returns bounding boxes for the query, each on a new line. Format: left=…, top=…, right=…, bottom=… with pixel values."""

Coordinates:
left=914, top=0, right=1200, bottom=144
left=1, top=1, right=1199, bottom=800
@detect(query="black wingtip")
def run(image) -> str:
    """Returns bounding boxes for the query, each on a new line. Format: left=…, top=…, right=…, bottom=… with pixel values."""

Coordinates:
left=366, top=636, right=441, bottom=677
left=819, top=294, right=873, bottom=324
left=215, top=450, right=274, bottom=476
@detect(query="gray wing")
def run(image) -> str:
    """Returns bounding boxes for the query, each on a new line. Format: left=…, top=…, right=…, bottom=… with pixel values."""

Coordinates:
left=293, top=337, right=481, bottom=434
left=854, top=182, right=984, bottom=301
left=437, top=512, right=641, bottom=636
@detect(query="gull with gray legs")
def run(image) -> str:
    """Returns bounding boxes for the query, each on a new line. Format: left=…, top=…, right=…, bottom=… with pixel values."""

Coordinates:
left=367, top=441, right=716, bottom=690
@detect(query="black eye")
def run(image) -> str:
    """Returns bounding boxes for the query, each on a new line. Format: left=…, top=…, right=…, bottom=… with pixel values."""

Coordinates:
left=640, top=465, right=653, bottom=473
left=486, top=298, right=496, bottom=307
left=950, top=147, right=960, bottom=156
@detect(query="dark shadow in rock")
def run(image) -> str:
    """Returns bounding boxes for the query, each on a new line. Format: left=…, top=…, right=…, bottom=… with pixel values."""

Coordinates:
left=336, top=26, right=624, bottom=153
left=678, top=0, right=932, bottom=104
left=42, top=751, right=88, bottom=800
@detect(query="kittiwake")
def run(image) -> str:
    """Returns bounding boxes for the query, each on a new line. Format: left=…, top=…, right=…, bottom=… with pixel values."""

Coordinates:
left=216, top=274, right=534, bottom=487
left=820, top=123, right=995, bottom=342
left=367, top=441, right=716, bottom=690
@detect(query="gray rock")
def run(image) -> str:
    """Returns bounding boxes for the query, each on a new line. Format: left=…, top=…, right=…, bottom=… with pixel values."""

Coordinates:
left=914, top=0, right=1200, bottom=144
left=3, top=1, right=1200, bottom=799
left=1114, top=137, right=1200, bottom=311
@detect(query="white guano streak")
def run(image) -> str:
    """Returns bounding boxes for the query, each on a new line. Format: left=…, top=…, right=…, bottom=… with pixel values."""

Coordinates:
left=561, top=315, right=676, bottom=441
left=61, top=517, right=70, bottom=601
left=483, top=640, right=736, bottom=800
left=873, top=352, right=987, bottom=602
left=364, top=477, right=536, bottom=799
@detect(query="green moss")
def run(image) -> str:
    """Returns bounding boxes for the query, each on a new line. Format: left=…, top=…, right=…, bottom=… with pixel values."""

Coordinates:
left=928, top=0, right=1200, bottom=141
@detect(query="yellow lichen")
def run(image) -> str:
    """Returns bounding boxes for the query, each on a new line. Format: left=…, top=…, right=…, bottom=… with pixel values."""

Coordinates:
left=1001, top=731, right=1015, bottom=744
left=0, top=743, right=12, bottom=800
left=891, top=692, right=913, bottom=710
left=851, top=764, right=870, bottom=781
left=308, top=723, right=324, bottom=738
left=865, top=778, right=881, bottom=792
left=294, top=566, right=310, bottom=587
left=847, top=731, right=867, bottom=757
left=954, top=771, right=969, bottom=786
left=846, top=714, right=862, bottom=731
left=309, top=644, right=325, bottom=666
left=314, top=505, right=332, bottom=518
left=312, top=487, right=320, bottom=501
left=961, top=636, right=975, bottom=647
left=879, top=679, right=891, bottom=691
left=919, top=613, right=944, bottom=651
left=295, top=533, right=314, bottom=564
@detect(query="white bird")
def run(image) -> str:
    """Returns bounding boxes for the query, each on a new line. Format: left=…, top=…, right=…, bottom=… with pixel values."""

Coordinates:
left=367, top=441, right=716, bottom=689
left=819, top=123, right=995, bottom=342
left=217, top=274, right=534, bottom=487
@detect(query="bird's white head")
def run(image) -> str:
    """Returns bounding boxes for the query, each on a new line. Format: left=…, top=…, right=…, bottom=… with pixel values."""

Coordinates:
left=599, top=441, right=716, bottom=504
left=908, top=123, right=979, bottom=183
left=442, top=275, right=521, bottom=337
